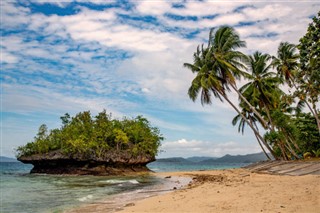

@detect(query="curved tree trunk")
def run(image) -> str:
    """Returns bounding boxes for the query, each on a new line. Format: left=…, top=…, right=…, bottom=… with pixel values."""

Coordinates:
left=230, top=84, right=270, bottom=130
left=265, top=107, right=275, bottom=131
left=311, top=105, right=320, bottom=141
left=218, top=91, right=278, bottom=159
left=284, top=138, right=299, bottom=159
left=250, top=119, right=271, bottom=160
left=279, top=141, right=289, bottom=161
left=292, top=80, right=320, bottom=141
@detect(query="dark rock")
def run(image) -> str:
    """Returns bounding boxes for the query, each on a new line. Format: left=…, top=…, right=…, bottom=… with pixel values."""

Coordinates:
left=125, top=203, right=135, bottom=207
left=18, top=150, right=155, bottom=175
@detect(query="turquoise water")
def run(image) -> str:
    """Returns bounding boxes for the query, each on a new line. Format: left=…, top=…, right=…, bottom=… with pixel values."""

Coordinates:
left=1, top=162, right=162, bottom=213
left=147, top=161, right=249, bottom=172
left=1, top=161, right=247, bottom=213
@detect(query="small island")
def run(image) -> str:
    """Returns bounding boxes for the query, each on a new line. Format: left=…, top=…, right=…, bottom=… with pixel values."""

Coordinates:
left=17, top=110, right=163, bottom=175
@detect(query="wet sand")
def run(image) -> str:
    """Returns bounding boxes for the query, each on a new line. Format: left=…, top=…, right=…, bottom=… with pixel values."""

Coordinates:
left=66, top=161, right=320, bottom=213
left=65, top=174, right=192, bottom=213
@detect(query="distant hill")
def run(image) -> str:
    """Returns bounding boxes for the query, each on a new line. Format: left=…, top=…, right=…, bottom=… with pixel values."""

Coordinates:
left=201, top=152, right=268, bottom=164
left=156, top=152, right=268, bottom=164
left=156, top=157, right=191, bottom=163
left=186, top=156, right=217, bottom=163
left=0, top=156, right=18, bottom=162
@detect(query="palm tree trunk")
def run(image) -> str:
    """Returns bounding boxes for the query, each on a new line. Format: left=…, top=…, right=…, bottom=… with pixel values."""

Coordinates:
left=229, top=84, right=270, bottom=130
left=312, top=105, right=320, bottom=141
left=279, top=141, right=289, bottom=161
left=282, top=128, right=301, bottom=153
left=250, top=119, right=271, bottom=160
left=265, top=107, right=275, bottom=131
left=218, top=91, right=278, bottom=159
left=284, top=138, right=299, bottom=159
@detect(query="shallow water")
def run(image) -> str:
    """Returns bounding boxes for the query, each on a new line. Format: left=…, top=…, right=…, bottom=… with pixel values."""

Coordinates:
left=0, top=162, right=163, bottom=213
left=1, top=161, right=247, bottom=213
left=147, top=161, right=249, bottom=172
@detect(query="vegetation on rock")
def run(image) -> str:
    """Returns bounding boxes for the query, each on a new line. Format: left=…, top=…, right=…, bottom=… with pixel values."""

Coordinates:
left=16, top=110, right=163, bottom=160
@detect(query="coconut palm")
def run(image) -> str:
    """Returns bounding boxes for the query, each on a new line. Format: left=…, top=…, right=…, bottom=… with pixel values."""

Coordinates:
left=241, top=51, right=303, bottom=159
left=272, top=42, right=299, bottom=87
left=240, top=52, right=282, bottom=130
left=184, top=26, right=277, bottom=159
left=273, top=42, right=320, bottom=139
left=232, top=108, right=271, bottom=160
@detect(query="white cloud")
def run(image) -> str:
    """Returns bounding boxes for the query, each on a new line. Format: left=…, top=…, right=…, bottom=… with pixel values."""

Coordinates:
left=160, top=138, right=261, bottom=158
left=135, top=1, right=172, bottom=16
left=243, top=4, right=292, bottom=20
left=1, top=51, right=19, bottom=64
left=1, top=0, right=319, bottom=158
left=0, top=1, right=30, bottom=29
left=2, top=83, right=129, bottom=118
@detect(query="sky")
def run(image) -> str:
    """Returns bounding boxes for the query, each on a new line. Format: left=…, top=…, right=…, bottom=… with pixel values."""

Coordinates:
left=1, top=0, right=319, bottom=158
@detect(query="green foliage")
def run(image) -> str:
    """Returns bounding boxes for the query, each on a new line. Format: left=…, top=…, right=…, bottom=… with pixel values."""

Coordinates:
left=183, top=26, right=247, bottom=105
left=16, top=110, right=163, bottom=159
left=185, top=22, right=319, bottom=160
left=312, top=149, right=320, bottom=158
left=297, top=11, right=320, bottom=114
left=294, top=113, right=320, bottom=153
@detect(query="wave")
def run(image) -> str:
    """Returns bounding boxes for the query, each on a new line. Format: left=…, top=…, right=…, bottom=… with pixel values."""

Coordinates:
left=99, top=179, right=140, bottom=185
left=78, top=194, right=93, bottom=202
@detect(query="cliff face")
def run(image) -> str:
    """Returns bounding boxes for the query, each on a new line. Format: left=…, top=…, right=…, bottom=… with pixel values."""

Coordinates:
left=18, top=150, right=155, bottom=175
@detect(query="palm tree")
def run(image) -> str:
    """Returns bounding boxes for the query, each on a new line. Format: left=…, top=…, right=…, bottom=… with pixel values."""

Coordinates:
left=273, top=42, right=320, bottom=139
left=184, top=26, right=277, bottom=159
left=208, top=27, right=271, bottom=129
left=232, top=108, right=271, bottom=160
left=272, top=42, right=299, bottom=87
left=240, top=52, right=281, bottom=130
left=241, top=51, right=302, bottom=160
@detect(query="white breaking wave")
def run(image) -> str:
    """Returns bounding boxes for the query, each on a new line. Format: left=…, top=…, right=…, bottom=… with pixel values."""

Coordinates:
left=128, top=180, right=139, bottom=184
left=78, top=195, right=93, bottom=202
left=99, top=179, right=140, bottom=184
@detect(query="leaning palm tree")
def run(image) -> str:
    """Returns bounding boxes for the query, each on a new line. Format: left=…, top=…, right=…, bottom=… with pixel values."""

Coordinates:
left=208, top=27, right=271, bottom=129
left=243, top=51, right=304, bottom=159
left=240, top=51, right=302, bottom=159
left=184, top=26, right=277, bottom=159
left=272, top=42, right=299, bottom=87
left=232, top=108, right=271, bottom=160
left=240, top=52, right=281, bottom=130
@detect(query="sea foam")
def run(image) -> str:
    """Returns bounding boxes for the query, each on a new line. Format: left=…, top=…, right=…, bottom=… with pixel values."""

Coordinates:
left=99, top=179, right=140, bottom=184
left=78, top=195, right=93, bottom=202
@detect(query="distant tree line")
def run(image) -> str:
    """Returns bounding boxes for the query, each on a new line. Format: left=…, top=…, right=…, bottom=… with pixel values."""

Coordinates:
left=184, top=11, right=320, bottom=160
left=16, top=110, right=163, bottom=159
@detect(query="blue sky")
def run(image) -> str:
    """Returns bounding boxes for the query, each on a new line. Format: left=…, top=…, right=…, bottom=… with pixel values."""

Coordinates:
left=1, top=0, right=319, bottom=158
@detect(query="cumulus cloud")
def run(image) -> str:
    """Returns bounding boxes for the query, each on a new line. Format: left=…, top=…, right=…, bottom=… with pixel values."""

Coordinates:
left=160, top=139, right=261, bottom=158
left=1, top=0, right=319, bottom=157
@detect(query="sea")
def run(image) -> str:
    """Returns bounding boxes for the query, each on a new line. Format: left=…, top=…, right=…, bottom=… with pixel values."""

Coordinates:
left=0, top=161, right=248, bottom=213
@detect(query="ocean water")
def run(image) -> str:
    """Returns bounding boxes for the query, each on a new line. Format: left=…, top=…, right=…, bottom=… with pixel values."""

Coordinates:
left=148, top=161, right=249, bottom=172
left=1, top=161, right=247, bottom=213
left=1, top=162, right=164, bottom=213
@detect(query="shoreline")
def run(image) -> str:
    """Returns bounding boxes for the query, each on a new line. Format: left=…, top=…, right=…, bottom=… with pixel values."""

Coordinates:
left=64, top=172, right=193, bottom=213
left=65, top=161, right=320, bottom=213
left=118, top=168, right=320, bottom=213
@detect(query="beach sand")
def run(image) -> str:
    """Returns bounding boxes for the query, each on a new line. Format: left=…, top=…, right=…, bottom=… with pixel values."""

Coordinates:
left=67, top=167, right=320, bottom=213
left=119, top=169, right=320, bottom=213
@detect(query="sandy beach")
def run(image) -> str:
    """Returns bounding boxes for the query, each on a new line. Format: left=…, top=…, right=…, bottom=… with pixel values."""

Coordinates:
left=67, top=164, right=320, bottom=213
left=119, top=168, right=320, bottom=213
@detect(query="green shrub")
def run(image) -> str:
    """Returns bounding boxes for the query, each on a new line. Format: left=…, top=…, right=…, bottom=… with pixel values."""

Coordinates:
left=16, top=110, right=163, bottom=159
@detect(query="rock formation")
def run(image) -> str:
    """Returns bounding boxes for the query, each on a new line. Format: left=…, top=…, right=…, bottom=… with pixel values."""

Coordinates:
left=18, top=150, right=155, bottom=175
